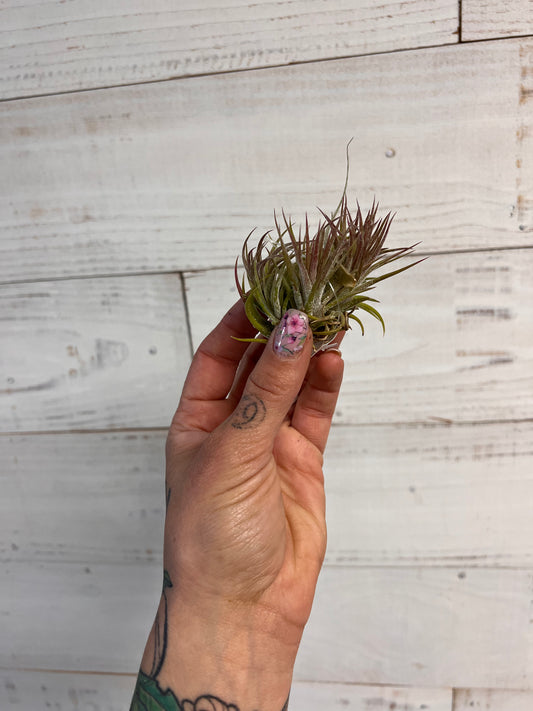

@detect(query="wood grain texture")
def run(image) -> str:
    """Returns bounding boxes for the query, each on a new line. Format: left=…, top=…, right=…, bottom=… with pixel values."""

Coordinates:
left=289, top=683, right=452, bottom=711
left=2, top=2, right=531, bottom=699
left=1, top=431, right=166, bottom=565
left=3, top=421, right=533, bottom=569
left=0, top=670, right=453, bottom=711
left=0, top=0, right=459, bottom=100
left=518, top=43, right=533, bottom=234
left=0, top=670, right=137, bottom=711
left=297, top=566, right=533, bottom=688
left=462, top=0, right=533, bottom=40
left=323, top=421, right=533, bottom=569
left=0, top=275, right=190, bottom=432
left=1, top=38, right=531, bottom=283
left=2, top=560, right=532, bottom=688
left=186, top=247, right=533, bottom=425
left=453, top=688, right=533, bottom=710
left=1, top=561, right=161, bottom=673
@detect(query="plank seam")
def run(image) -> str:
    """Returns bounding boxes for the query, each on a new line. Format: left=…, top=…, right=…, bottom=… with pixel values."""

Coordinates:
left=0, top=666, right=137, bottom=677
left=451, top=687, right=459, bottom=710
left=0, top=668, right=452, bottom=689
left=1, top=244, right=533, bottom=287
left=293, top=679, right=454, bottom=690
left=2, top=33, right=533, bottom=105
left=1, top=417, right=533, bottom=437
left=0, top=426, right=169, bottom=436
left=0, top=39, right=467, bottom=105
left=2, top=555, right=533, bottom=571
left=179, top=272, right=194, bottom=361
left=0, top=268, right=186, bottom=287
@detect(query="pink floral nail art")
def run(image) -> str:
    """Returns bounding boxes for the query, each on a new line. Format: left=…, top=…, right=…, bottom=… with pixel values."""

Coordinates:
left=273, top=309, right=308, bottom=357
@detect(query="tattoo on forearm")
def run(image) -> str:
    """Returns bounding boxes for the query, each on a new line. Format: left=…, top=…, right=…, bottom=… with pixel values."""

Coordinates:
left=230, top=394, right=266, bottom=430
left=130, top=671, right=289, bottom=711
left=131, top=562, right=289, bottom=710
left=149, top=570, right=173, bottom=679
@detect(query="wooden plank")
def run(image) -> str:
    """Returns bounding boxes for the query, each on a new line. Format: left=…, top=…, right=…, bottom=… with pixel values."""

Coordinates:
left=0, top=0, right=458, bottom=100
left=462, top=1, right=533, bottom=41
left=297, top=567, right=533, bottom=689
left=2, top=421, right=533, bottom=569
left=0, top=275, right=190, bottom=432
left=2, top=561, right=532, bottom=688
left=518, top=43, right=533, bottom=234
left=186, top=247, right=533, bottom=425
left=1, top=38, right=531, bottom=283
left=454, top=689, right=533, bottom=710
left=290, top=683, right=452, bottom=711
left=0, top=669, right=453, bottom=711
left=0, top=431, right=166, bottom=565
left=0, top=669, right=137, bottom=711
left=323, top=420, right=533, bottom=569
left=1, top=561, right=160, bottom=673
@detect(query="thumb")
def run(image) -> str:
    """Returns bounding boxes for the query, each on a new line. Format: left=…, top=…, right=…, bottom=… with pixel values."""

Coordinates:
left=223, top=309, right=312, bottom=449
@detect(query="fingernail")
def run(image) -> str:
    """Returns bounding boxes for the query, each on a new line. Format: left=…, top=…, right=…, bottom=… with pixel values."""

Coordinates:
left=273, top=309, right=309, bottom=358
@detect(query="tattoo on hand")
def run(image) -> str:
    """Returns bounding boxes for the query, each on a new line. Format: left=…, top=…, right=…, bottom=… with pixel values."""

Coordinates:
left=230, top=394, right=266, bottom=430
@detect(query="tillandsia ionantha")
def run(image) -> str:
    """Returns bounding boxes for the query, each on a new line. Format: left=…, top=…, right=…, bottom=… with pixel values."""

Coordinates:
left=235, top=146, right=423, bottom=353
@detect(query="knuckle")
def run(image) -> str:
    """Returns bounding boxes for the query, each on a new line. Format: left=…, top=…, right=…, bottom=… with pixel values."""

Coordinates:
left=246, top=371, right=286, bottom=402
left=299, top=402, right=333, bottom=421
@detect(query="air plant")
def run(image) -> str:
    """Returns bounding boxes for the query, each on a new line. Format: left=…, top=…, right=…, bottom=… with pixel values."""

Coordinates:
left=235, top=148, right=422, bottom=353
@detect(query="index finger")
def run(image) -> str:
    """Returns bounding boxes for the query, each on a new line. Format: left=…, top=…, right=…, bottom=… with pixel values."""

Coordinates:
left=179, top=299, right=257, bottom=406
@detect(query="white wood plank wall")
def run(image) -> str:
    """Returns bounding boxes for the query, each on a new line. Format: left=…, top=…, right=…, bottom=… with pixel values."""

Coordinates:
left=1, top=2, right=532, bottom=709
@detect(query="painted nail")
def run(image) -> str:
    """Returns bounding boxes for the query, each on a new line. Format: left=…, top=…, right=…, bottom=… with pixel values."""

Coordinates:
left=273, top=309, right=308, bottom=358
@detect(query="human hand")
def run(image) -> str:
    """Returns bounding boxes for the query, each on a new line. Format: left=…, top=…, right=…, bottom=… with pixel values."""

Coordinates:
left=137, top=301, right=344, bottom=711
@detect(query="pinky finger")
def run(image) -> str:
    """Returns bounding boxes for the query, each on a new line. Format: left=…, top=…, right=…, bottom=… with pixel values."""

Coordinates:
left=290, top=349, right=344, bottom=454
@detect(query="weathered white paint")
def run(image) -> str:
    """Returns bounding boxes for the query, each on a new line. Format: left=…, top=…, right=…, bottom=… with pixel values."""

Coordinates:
left=0, top=0, right=458, bottom=99
left=0, top=669, right=138, bottom=711
left=1, top=2, right=532, bottom=705
left=290, top=682, right=452, bottom=711
left=2, top=561, right=532, bottom=689
left=517, top=43, right=533, bottom=232
left=0, top=431, right=167, bottom=565
left=298, top=566, right=533, bottom=689
left=323, top=420, right=533, bottom=569
left=3, top=421, right=533, bottom=569
left=453, top=688, right=533, bottom=710
left=186, top=248, right=533, bottom=425
left=462, top=0, right=533, bottom=40
left=3, top=244, right=531, bottom=434
left=0, top=275, right=190, bottom=432
left=0, top=669, right=453, bottom=711
left=2, top=561, right=161, bottom=673
left=1, top=39, right=531, bottom=283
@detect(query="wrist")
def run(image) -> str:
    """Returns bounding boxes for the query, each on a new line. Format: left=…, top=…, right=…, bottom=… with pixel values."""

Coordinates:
left=139, top=592, right=299, bottom=711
